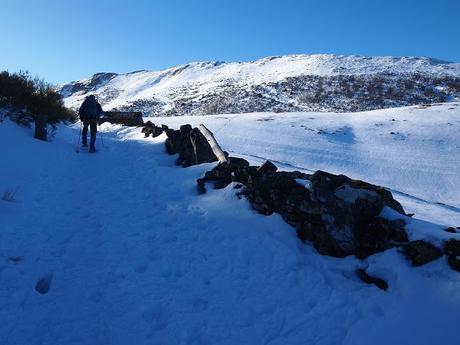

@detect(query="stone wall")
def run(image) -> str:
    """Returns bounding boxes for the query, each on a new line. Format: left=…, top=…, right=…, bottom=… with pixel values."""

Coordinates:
left=142, top=122, right=460, bottom=282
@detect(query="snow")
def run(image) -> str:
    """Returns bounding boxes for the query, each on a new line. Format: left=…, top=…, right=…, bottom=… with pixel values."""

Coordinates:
left=61, top=54, right=460, bottom=111
left=1, top=103, right=460, bottom=345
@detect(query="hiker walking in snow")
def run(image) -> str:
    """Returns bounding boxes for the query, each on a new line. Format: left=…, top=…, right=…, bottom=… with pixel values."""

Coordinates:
left=78, top=95, right=104, bottom=153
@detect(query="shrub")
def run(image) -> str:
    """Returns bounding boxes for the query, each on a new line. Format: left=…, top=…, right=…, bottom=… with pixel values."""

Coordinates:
left=0, top=70, right=76, bottom=125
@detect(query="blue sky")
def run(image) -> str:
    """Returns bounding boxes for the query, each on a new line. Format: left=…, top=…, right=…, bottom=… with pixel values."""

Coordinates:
left=1, top=0, right=459, bottom=84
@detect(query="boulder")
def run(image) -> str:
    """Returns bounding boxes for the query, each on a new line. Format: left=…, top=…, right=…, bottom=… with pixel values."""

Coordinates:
left=401, top=240, right=442, bottom=266
left=164, top=124, right=218, bottom=167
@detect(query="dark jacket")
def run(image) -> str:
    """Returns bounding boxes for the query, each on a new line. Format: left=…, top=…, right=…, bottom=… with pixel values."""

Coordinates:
left=79, top=95, right=104, bottom=120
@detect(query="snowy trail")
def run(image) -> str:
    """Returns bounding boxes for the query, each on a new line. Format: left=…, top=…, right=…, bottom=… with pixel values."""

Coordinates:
left=1, top=120, right=460, bottom=345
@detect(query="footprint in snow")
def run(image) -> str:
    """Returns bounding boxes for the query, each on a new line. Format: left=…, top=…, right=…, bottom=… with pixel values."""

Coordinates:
left=35, top=274, right=53, bottom=295
left=7, top=256, right=23, bottom=263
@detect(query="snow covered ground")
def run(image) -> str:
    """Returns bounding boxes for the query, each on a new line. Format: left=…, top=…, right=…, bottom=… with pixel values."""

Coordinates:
left=1, top=103, right=459, bottom=345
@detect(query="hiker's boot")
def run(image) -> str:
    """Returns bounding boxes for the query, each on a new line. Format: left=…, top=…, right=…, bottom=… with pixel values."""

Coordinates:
left=89, top=146, right=96, bottom=153
left=82, top=141, right=88, bottom=148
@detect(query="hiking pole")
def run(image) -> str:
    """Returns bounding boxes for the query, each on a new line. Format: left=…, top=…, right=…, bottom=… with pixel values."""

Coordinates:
left=75, top=122, right=83, bottom=153
left=98, top=124, right=105, bottom=148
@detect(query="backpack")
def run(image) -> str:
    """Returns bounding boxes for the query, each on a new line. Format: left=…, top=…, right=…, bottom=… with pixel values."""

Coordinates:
left=79, top=96, right=99, bottom=120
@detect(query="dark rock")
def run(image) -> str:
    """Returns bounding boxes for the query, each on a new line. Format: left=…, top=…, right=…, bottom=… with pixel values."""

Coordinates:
left=142, top=121, right=164, bottom=138
left=355, top=218, right=407, bottom=255
left=305, top=171, right=406, bottom=257
left=197, top=157, right=251, bottom=193
left=444, top=239, right=460, bottom=256
left=180, top=124, right=192, bottom=133
left=356, top=269, right=389, bottom=291
left=444, top=227, right=457, bottom=233
left=251, top=198, right=273, bottom=215
left=388, top=219, right=409, bottom=242
left=447, top=256, right=460, bottom=272
left=354, top=218, right=408, bottom=259
left=227, top=157, right=250, bottom=170
left=164, top=125, right=218, bottom=167
left=349, top=178, right=406, bottom=215
left=256, top=160, right=278, bottom=176
left=401, top=240, right=442, bottom=266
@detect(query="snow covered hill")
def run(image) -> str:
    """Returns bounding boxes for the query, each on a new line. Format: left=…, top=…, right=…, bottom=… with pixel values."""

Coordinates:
left=1, top=103, right=459, bottom=344
left=59, top=54, right=460, bottom=116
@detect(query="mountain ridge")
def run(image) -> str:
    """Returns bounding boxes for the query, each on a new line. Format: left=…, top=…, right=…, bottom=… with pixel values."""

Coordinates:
left=58, top=54, right=460, bottom=116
